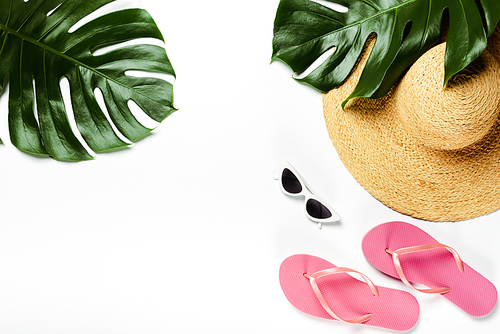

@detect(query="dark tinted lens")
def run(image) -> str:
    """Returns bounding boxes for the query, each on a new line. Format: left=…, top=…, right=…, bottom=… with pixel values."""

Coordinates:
left=306, top=199, right=332, bottom=219
left=281, top=168, right=302, bottom=194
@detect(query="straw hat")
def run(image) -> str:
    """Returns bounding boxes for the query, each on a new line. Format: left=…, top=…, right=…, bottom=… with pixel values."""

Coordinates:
left=323, top=25, right=500, bottom=221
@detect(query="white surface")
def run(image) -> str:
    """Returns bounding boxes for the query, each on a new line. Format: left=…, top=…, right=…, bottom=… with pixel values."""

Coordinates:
left=0, top=0, right=498, bottom=333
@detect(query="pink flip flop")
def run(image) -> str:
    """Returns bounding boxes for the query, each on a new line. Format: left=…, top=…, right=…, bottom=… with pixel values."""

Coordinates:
left=279, top=254, right=419, bottom=331
left=362, top=221, right=497, bottom=316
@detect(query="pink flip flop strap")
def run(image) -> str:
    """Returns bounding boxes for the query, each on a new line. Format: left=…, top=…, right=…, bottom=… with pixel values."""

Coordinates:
left=385, top=243, right=464, bottom=294
left=303, top=267, right=379, bottom=324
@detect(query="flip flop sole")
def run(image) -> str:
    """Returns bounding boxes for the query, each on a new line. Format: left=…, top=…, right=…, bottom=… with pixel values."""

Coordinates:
left=362, top=221, right=497, bottom=316
left=279, top=254, right=419, bottom=331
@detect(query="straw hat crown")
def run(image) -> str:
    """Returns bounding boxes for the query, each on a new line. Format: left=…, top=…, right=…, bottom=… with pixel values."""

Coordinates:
left=394, top=43, right=500, bottom=151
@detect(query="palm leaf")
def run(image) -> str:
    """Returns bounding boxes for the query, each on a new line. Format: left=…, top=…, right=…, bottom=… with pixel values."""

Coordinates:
left=0, top=0, right=175, bottom=161
left=272, top=0, right=500, bottom=108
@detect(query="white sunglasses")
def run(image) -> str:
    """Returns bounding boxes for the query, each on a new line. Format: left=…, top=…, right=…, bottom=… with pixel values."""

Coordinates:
left=274, top=160, right=340, bottom=228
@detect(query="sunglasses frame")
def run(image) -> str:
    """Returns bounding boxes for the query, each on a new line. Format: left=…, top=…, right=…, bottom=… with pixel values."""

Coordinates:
left=275, top=160, right=340, bottom=228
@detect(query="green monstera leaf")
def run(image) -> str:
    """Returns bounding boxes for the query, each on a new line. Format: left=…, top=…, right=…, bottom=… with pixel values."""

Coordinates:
left=272, top=0, right=500, bottom=107
left=0, top=0, right=175, bottom=161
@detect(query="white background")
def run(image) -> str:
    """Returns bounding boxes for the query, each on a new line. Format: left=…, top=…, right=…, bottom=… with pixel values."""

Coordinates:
left=0, top=0, right=498, bottom=333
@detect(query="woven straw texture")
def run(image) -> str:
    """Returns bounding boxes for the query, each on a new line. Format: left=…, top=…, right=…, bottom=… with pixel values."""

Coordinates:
left=324, top=26, right=500, bottom=221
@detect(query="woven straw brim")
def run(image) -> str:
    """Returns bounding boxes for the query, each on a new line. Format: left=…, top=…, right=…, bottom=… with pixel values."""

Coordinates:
left=324, top=28, right=500, bottom=222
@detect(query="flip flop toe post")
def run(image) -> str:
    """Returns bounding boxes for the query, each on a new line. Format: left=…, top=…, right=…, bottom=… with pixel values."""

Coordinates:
left=279, top=254, right=419, bottom=331
left=362, top=221, right=497, bottom=316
